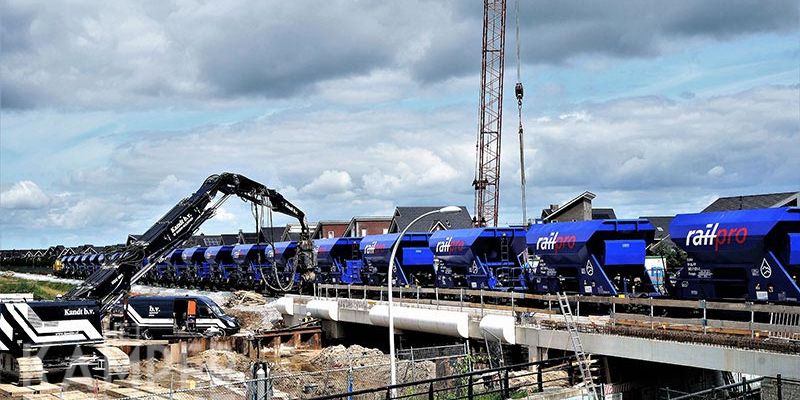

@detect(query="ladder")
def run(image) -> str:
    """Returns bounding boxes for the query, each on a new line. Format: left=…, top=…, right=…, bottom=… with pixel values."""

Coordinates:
left=557, top=292, right=601, bottom=400
left=483, top=335, right=505, bottom=369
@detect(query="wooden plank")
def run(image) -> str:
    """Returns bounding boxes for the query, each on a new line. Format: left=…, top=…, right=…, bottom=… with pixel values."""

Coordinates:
left=57, top=392, right=91, bottom=400
left=114, top=379, right=149, bottom=389
left=63, top=377, right=119, bottom=393
left=0, top=384, right=34, bottom=398
left=25, top=383, right=60, bottom=395
left=106, top=387, right=153, bottom=398
left=21, top=394, right=60, bottom=400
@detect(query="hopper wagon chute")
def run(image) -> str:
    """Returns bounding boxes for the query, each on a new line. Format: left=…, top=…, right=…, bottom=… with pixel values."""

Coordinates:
left=430, top=227, right=528, bottom=290
left=150, top=249, right=181, bottom=286
left=526, top=219, right=657, bottom=296
left=360, top=232, right=434, bottom=286
left=180, top=247, right=209, bottom=288
left=266, top=241, right=300, bottom=286
left=231, top=243, right=272, bottom=291
left=670, top=207, right=800, bottom=302
left=77, top=254, right=92, bottom=278
left=204, top=245, right=240, bottom=289
left=314, top=237, right=364, bottom=284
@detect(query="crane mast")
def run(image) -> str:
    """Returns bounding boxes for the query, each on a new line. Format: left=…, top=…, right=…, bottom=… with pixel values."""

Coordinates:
left=473, top=0, right=507, bottom=227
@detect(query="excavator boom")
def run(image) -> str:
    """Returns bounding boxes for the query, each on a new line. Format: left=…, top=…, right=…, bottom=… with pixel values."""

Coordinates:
left=64, top=173, right=313, bottom=313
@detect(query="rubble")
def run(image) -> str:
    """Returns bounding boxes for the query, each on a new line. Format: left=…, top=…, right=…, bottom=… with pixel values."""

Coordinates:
left=222, top=292, right=284, bottom=333
left=225, top=290, right=268, bottom=307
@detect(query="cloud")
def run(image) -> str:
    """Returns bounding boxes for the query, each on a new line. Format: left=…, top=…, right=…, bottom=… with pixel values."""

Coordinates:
left=0, top=84, right=797, bottom=247
left=301, top=170, right=353, bottom=194
left=516, top=84, right=799, bottom=218
left=2, top=0, right=797, bottom=109
left=0, top=181, right=50, bottom=209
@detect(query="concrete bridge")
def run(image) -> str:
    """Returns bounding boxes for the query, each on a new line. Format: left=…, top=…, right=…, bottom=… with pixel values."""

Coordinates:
left=275, top=290, right=800, bottom=379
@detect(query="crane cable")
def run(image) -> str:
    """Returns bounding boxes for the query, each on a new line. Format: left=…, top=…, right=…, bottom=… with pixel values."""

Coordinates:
left=514, top=0, right=528, bottom=227
left=251, top=199, right=295, bottom=292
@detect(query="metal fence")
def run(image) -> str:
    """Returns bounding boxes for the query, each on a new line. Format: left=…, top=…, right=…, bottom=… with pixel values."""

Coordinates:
left=120, top=344, right=470, bottom=400
left=119, top=356, right=574, bottom=400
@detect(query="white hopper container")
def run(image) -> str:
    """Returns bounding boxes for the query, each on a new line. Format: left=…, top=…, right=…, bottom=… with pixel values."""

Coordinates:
left=479, top=314, right=516, bottom=344
left=273, top=296, right=294, bottom=316
left=306, top=299, right=339, bottom=321
left=369, top=305, right=469, bottom=338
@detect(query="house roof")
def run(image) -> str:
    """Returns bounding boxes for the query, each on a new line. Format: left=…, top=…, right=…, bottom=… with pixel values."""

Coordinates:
left=542, top=191, right=596, bottom=221
left=342, top=216, right=392, bottom=237
left=280, top=223, right=308, bottom=241
left=641, top=216, right=674, bottom=241
left=702, top=191, right=799, bottom=212
left=389, top=206, right=472, bottom=233
left=311, top=220, right=350, bottom=238
left=259, top=227, right=285, bottom=242
left=591, top=208, right=617, bottom=220
left=220, top=234, right=239, bottom=246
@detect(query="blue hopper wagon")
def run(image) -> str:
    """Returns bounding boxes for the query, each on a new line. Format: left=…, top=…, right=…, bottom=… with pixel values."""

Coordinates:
left=231, top=243, right=272, bottom=289
left=430, top=227, right=528, bottom=290
left=670, top=207, right=800, bottom=302
left=204, top=246, right=240, bottom=289
left=264, top=241, right=300, bottom=287
left=180, top=247, right=209, bottom=288
left=526, top=219, right=657, bottom=296
left=360, top=233, right=434, bottom=286
left=314, top=237, right=364, bottom=284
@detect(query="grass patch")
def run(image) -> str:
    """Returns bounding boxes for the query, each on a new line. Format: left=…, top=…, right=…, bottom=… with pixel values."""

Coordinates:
left=0, top=276, right=75, bottom=300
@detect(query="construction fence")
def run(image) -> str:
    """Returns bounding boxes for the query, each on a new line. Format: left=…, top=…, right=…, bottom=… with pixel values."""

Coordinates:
left=119, top=344, right=472, bottom=400
left=117, top=356, right=576, bottom=400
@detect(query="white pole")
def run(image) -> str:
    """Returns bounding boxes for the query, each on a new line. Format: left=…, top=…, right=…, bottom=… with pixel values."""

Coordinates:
left=388, top=207, right=461, bottom=391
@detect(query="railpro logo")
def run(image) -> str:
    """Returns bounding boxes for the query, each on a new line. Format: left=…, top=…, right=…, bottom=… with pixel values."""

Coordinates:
left=685, top=223, right=748, bottom=251
left=435, top=237, right=465, bottom=254
left=536, top=232, right=577, bottom=254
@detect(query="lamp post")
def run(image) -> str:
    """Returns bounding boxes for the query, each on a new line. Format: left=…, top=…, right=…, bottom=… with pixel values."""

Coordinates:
left=388, top=205, right=461, bottom=390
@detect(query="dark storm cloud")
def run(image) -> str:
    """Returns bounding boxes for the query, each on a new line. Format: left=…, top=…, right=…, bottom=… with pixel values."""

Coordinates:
left=416, top=0, right=800, bottom=81
left=1, top=0, right=798, bottom=109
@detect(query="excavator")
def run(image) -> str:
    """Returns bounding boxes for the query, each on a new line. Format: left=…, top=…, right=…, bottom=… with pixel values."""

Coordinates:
left=0, top=173, right=315, bottom=384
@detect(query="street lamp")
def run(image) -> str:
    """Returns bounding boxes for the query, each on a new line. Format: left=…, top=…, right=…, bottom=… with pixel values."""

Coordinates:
left=388, top=205, right=461, bottom=390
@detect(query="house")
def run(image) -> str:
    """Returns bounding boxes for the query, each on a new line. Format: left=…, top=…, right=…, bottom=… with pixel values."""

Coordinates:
left=311, top=221, right=350, bottom=239
left=702, top=191, right=799, bottom=212
left=281, top=223, right=310, bottom=241
left=388, top=206, right=472, bottom=233
left=342, top=216, right=392, bottom=237
left=641, top=216, right=675, bottom=251
left=259, top=227, right=286, bottom=242
left=540, top=191, right=617, bottom=223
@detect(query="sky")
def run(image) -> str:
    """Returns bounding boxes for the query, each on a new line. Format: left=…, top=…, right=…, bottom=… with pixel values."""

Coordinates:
left=1, top=0, right=798, bottom=249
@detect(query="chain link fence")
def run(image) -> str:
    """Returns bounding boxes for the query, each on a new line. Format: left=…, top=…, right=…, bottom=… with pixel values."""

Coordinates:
left=118, top=344, right=469, bottom=400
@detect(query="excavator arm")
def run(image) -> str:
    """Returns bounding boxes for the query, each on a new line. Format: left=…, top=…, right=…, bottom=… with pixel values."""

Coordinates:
left=64, top=173, right=313, bottom=313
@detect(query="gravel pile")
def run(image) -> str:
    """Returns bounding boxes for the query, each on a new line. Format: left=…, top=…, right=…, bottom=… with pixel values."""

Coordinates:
left=311, top=344, right=386, bottom=368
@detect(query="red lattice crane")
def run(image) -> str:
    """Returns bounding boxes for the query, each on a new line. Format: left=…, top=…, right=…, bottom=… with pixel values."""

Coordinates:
left=473, top=0, right=507, bottom=227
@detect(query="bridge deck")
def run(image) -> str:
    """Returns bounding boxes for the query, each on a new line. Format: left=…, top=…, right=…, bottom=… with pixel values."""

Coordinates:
left=282, top=285, right=800, bottom=378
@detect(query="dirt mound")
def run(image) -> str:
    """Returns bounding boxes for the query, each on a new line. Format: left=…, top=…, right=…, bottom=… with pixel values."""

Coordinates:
left=188, top=349, right=251, bottom=371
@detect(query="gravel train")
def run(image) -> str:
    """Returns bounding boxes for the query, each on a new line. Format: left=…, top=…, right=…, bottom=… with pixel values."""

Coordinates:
left=55, top=207, right=800, bottom=303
